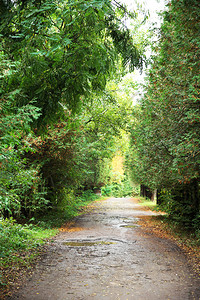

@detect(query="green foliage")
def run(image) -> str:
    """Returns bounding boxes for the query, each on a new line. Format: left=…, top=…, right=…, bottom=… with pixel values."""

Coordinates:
left=0, top=0, right=144, bottom=129
left=0, top=218, right=56, bottom=259
left=138, top=197, right=157, bottom=207
left=36, top=189, right=100, bottom=228
left=0, top=218, right=30, bottom=258
left=102, top=178, right=134, bottom=198
left=77, top=73, right=138, bottom=190
left=127, top=0, right=200, bottom=230
left=25, top=119, right=81, bottom=205
left=2, top=69, right=137, bottom=215
left=0, top=55, right=48, bottom=218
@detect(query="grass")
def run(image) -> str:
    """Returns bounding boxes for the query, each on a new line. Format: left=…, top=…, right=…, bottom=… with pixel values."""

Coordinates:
left=135, top=196, right=158, bottom=209
left=0, top=219, right=57, bottom=258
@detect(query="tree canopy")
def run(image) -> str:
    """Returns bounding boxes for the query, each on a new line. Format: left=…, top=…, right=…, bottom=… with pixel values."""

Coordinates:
left=0, top=0, right=143, bottom=128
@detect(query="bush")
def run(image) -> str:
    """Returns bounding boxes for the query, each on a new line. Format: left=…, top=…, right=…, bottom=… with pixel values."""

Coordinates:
left=157, top=188, right=200, bottom=232
left=0, top=218, right=35, bottom=258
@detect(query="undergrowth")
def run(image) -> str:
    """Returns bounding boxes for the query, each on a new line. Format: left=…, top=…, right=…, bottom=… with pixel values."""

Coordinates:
left=137, top=196, right=200, bottom=250
left=35, top=189, right=100, bottom=228
left=135, top=196, right=157, bottom=209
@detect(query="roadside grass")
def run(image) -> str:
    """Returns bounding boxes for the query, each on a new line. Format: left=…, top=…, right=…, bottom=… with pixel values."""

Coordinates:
left=135, top=196, right=158, bottom=209
left=0, top=191, right=100, bottom=298
left=136, top=196, right=200, bottom=275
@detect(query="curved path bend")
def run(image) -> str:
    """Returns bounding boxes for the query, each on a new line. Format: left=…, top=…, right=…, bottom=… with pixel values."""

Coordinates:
left=9, top=198, right=200, bottom=300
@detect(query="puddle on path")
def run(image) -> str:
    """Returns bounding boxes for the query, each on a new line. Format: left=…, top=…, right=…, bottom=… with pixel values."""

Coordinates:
left=120, top=224, right=140, bottom=228
left=63, top=240, right=116, bottom=247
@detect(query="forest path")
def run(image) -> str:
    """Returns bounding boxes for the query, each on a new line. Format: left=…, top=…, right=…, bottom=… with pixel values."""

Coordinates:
left=8, top=197, right=200, bottom=300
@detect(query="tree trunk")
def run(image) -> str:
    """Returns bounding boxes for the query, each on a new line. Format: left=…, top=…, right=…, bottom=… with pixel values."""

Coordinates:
left=151, top=189, right=157, bottom=202
left=156, top=189, right=162, bottom=205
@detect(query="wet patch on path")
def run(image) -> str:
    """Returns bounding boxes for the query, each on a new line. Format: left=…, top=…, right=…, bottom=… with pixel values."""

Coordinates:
left=62, top=239, right=116, bottom=247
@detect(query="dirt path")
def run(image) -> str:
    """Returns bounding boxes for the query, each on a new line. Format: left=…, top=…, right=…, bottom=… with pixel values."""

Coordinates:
left=8, top=198, right=200, bottom=300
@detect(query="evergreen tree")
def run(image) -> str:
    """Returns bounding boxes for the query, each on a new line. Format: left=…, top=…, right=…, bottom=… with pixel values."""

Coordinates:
left=127, top=0, right=200, bottom=228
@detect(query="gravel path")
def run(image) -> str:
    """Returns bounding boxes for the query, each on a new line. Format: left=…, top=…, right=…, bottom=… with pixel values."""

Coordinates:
left=8, top=198, right=200, bottom=300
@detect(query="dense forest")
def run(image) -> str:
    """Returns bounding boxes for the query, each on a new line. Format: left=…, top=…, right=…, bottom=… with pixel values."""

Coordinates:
left=0, top=0, right=200, bottom=287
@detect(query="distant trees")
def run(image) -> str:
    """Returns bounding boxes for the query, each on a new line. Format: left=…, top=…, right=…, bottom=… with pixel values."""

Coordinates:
left=127, top=0, right=200, bottom=229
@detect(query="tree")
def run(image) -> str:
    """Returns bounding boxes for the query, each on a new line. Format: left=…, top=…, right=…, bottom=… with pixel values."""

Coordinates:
left=127, top=0, right=200, bottom=228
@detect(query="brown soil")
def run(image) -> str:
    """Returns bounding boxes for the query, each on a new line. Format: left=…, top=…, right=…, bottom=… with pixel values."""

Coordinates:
left=4, top=198, right=200, bottom=300
left=138, top=215, right=200, bottom=276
